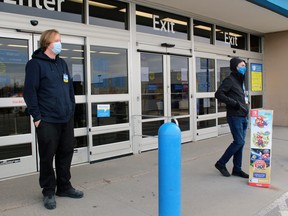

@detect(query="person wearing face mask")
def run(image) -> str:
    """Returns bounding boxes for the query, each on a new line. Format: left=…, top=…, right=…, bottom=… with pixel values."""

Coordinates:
left=214, top=57, right=249, bottom=179
left=23, top=29, right=83, bottom=210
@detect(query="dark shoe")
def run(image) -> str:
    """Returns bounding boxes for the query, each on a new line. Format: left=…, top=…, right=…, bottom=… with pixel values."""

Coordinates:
left=215, top=162, right=230, bottom=177
left=232, top=170, right=249, bottom=178
left=56, top=188, right=84, bottom=198
left=43, top=195, right=56, bottom=210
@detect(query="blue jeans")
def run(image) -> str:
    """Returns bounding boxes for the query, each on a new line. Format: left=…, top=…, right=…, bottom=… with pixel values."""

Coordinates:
left=218, top=116, right=248, bottom=172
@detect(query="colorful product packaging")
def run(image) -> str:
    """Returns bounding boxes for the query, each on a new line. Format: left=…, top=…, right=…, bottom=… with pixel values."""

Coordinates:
left=249, top=109, right=273, bottom=188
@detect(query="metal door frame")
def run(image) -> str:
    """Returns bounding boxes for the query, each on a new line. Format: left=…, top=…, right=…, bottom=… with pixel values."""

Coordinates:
left=0, top=30, right=37, bottom=179
left=136, top=45, right=193, bottom=152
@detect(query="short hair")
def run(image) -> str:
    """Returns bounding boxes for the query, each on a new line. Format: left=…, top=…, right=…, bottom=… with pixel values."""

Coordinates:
left=40, top=29, right=59, bottom=51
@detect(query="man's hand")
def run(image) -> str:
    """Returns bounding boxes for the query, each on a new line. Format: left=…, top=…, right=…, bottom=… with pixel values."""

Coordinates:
left=34, top=120, right=41, bottom=128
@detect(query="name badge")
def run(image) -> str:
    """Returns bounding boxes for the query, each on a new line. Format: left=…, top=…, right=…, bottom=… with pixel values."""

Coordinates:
left=245, top=96, right=249, bottom=104
left=63, top=74, right=69, bottom=83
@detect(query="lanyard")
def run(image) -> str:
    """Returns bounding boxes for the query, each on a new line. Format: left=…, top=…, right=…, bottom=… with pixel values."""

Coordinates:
left=243, top=83, right=249, bottom=104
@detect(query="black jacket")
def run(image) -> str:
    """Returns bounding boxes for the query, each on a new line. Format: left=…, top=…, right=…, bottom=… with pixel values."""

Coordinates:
left=215, top=72, right=248, bottom=117
left=23, top=48, right=75, bottom=123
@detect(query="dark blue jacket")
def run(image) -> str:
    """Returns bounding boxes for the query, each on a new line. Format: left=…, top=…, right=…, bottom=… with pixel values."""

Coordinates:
left=23, top=48, right=75, bottom=123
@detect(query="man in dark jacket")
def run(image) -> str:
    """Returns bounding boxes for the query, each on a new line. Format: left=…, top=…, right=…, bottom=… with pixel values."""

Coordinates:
left=214, top=57, right=249, bottom=179
left=23, top=29, right=83, bottom=210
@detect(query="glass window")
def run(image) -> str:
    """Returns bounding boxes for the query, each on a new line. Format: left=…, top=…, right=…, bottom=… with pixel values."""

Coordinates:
left=0, top=0, right=83, bottom=23
left=93, top=131, right=129, bottom=146
left=251, top=63, right=263, bottom=92
left=217, top=59, right=230, bottom=113
left=171, top=56, right=189, bottom=116
left=0, top=37, right=28, bottom=98
left=90, top=46, right=128, bottom=95
left=89, top=0, right=129, bottom=30
left=74, top=136, right=88, bottom=148
left=177, top=117, right=190, bottom=131
left=196, top=57, right=215, bottom=92
left=0, top=143, right=32, bottom=160
left=141, top=53, right=163, bottom=117
left=218, top=117, right=227, bottom=125
left=0, top=107, right=30, bottom=136
left=197, top=98, right=216, bottom=115
left=217, top=59, right=230, bottom=88
left=218, top=101, right=226, bottom=113
left=92, top=102, right=129, bottom=127
left=251, top=95, right=263, bottom=109
left=250, top=35, right=262, bottom=53
left=142, top=120, right=164, bottom=136
left=136, top=5, right=190, bottom=40
left=74, top=103, right=87, bottom=128
left=197, top=119, right=216, bottom=130
left=194, top=20, right=213, bottom=44
left=62, top=43, right=85, bottom=95
left=216, top=26, right=247, bottom=50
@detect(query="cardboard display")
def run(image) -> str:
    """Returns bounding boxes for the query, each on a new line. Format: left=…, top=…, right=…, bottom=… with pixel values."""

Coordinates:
left=248, top=109, right=273, bottom=188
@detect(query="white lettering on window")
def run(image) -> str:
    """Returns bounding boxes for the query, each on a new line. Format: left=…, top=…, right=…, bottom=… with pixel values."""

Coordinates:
left=224, top=32, right=238, bottom=46
left=36, top=0, right=42, bottom=9
left=160, top=20, right=167, bottom=32
left=44, top=0, right=55, bottom=11
left=153, top=15, right=160, bottom=31
left=4, top=0, right=65, bottom=12
left=153, top=14, right=175, bottom=33
left=57, top=0, right=64, bottom=11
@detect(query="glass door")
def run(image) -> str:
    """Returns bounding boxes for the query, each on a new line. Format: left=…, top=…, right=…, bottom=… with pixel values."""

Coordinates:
left=0, top=30, right=37, bottom=179
left=216, top=56, right=231, bottom=135
left=33, top=34, right=88, bottom=165
left=139, top=52, right=192, bottom=151
left=195, top=52, right=218, bottom=140
left=195, top=53, right=249, bottom=139
left=88, top=38, right=132, bottom=161
left=0, top=31, right=89, bottom=180
left=216, top=56, right=249, bottom=135
left=60, top=35, right=88, bottom=165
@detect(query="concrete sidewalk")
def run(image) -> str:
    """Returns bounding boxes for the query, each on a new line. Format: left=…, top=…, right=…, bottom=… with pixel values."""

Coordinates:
left=0, top=126, right=287, bottom=216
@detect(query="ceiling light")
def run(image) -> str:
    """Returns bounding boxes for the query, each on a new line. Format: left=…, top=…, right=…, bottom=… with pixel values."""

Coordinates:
left=194, top=25, right=212, bottom=31
left=228, top=32, right=243, bottom=37
left=136, top=11, right=153, bottom=19
left=88, top=1, right=117, bottom=9
left=72, top=49, right=84, bottom=52
left=71, top=57, right=84, bottom=59
left=7, top=44, right=27, bottom=48
left=98, top=51, right=120, bottom=55
left=215, top=30, right=243, bottom=37
left=162, top=18, right=187, bottom=26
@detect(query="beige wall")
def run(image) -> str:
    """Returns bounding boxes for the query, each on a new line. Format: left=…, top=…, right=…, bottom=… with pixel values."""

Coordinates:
left=264, top=31, right=288, bottom=126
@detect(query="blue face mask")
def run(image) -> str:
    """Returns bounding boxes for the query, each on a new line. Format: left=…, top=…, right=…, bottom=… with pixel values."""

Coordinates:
left=237, top=66, right=246, bottom=75
left=52, top=42, right=62, bottom=55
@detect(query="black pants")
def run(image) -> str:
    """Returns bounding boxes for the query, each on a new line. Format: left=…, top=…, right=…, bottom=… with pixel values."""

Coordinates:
left=36, top=118, right=74, bottom=196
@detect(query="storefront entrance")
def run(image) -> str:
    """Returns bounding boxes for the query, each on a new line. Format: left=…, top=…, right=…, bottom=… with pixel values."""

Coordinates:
left=0, top=0, right=265, bottom=181
left=133, top=45, right=193, bottom=152
left=0, top=29, right=87, bottom=179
